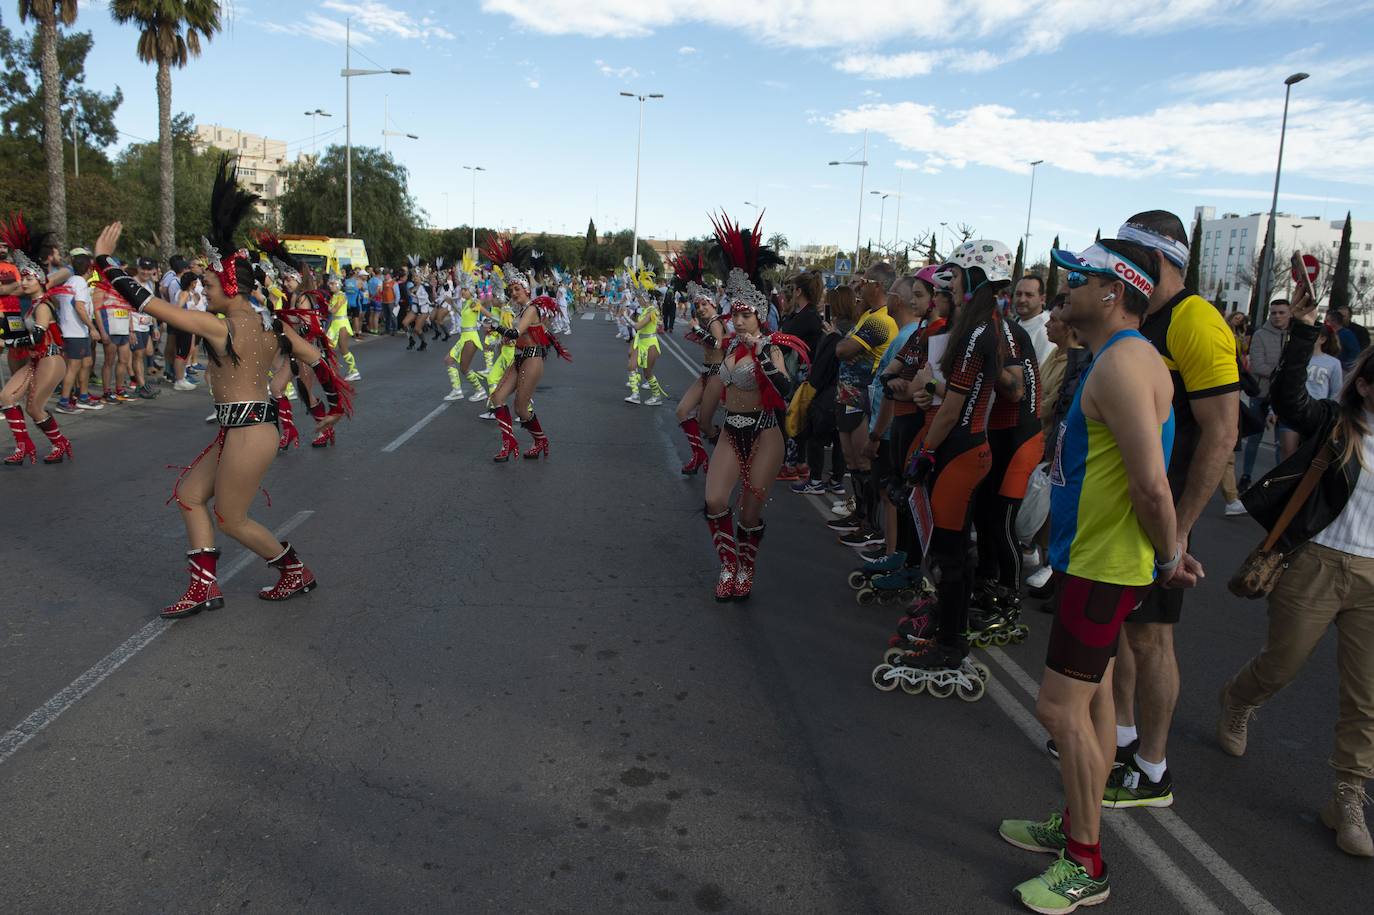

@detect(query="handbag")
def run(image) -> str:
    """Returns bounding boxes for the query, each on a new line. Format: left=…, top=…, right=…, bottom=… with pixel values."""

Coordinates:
left=1228, top=441, right=1332, bottom=599
left=784, top=381, right=817, bottom=438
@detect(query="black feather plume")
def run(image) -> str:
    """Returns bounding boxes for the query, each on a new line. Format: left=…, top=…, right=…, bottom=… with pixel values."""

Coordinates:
left=207, top=155, right=260, bottom=255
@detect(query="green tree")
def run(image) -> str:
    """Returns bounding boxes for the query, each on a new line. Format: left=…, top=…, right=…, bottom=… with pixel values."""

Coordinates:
left=582, top=218, right=597, bottom=266
left=17, top=0, right=78, bottom=249
left=1184, top=213, right=1202, bottom=289
left=1011, top=238, right=1024, bottom=284
left=767, top=231, right=789, bottom=252
left=278, top=144, right=423, bottom=265
left=926, top=235, right=937, bottom=263
left=1213, top=279, right=1225, bottom=308
left=1329, top=211, right=1353, bottom=311
left=110, top=0, right=221, bottom=258
left=1094, top=228, right=1101, bottom=243
left=1, top=20, right=122, bottom=151
left=1045, top=235, right=1061, bottom=301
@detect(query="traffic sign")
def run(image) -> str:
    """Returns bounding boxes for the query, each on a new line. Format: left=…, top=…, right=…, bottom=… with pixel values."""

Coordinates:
left=834, top=256, right=852, bottom=276
left=1291, top=253, right=1319, bottom=284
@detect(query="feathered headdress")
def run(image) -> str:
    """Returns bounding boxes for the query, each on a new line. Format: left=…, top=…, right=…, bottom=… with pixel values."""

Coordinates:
left=203, top=156, right=261, bottom=298
left=481, top=235, right=531, bottom=291
left=669, top=251, right=709, bottom=302
left=251, top=230, right=302, bottom=284
left=0, top=212, right=50, bottom=281
left=708, top=211, right=782, bottom=314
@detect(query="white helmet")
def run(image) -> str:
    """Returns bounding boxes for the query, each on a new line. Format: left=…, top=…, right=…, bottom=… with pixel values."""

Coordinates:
left=947, top=239, right=1014, bottom=288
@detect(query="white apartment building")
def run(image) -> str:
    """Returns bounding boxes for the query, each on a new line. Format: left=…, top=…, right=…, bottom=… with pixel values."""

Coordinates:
left=1195, top=206, right=1374, bottom=314
left=193, top=124, right=289, bottom=225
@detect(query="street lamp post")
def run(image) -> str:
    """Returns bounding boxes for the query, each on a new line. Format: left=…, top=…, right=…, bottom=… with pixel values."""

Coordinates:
left=342, top=17, right=411, bottom=236
left=304, top=108, right=332, bottom=155
left=1287, top=223, right=1305, bottom=296
left=870, top=191, right=890, bottom=256
left=892, top=173, right=903, bottom=266
left=1254, top=72, right=1309, bottom=325
left=619, top=92, right=664, bottom=275
left=829, top=128, right=869, bottom=272
left=1023, top=159, right=1044, bottom=255
left=381, top=95, right=419, bottom=154
left=744, top=200, right=760, bottom=219
left=462, top=165, right=485, bottom=250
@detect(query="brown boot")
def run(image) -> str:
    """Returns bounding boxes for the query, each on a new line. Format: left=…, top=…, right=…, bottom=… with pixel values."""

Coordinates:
left=1320, top=778, right=1373, bottom=858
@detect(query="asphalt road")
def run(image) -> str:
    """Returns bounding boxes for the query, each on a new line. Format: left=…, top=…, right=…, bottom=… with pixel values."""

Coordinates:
left=0, top=317, right=1365, bottom=914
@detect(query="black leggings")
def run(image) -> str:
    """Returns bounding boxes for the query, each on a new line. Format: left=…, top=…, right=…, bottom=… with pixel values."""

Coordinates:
left=805, top=429, right=847, bottom=483
left=930, top=526, right=973, bottom=652
left=890, top=413, right=925, bottom=564
left=975, top=488, right=1023, bottom=587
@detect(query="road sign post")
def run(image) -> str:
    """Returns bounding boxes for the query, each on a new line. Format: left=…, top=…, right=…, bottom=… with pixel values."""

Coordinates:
left=834, top=256, right=853, bottom=276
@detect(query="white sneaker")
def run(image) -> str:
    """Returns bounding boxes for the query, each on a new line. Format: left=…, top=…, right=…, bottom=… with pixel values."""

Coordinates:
left=624, top=394, right=641, bottom=404
left=76, top=399, right=104, bottom=410
left=1025, top=565, right=1054, bottom=589
left=831, top=498, right=855, bottom=516
left=444, top=388, right=465, bottom=401
left=477, top=410, right=496, bottom=420
left=645, top=395, right=663, bottom=406
left=173, top=379, right=197, bottom=391
left=1022, top=546, right=1042, bottom=571
left=345, top=371, right=362, bottom=382
left=468, top=390, right=488, bottom=402
left=1224, top=500, right=1248, bottom=517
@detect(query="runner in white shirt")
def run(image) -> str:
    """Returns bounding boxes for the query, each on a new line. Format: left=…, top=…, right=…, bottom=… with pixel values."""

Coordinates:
left=127, top=261, right=159, bottom=397
left=52, top=254, right=105, bottom=412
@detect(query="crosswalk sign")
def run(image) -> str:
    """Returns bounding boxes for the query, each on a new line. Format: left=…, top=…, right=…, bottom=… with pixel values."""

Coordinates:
left=834, top=256, right=853, bottom=275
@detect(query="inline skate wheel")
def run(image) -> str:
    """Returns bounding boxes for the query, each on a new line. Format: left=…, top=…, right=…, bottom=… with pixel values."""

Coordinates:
left=993, top=630, right=1013, bottom=648
left=971, top=662, right=990, bottom=682
left=883, top=646, right=906, bottom=666
left=927, top=678, right=956, bottom=699
left=897, top=589, right=916, bottom=603
left=899, top=673, right=925, bottom=696
left=877, top=590, right=900, bottom=605
left=856, top=587, right=877, bottom=606
left=956, top=677, right=986, bottom=702
left=871, top=664, right=899, bottom=692
left=972, top=634, right=991, bottom=650
left=848, top=570, right=868, bottom=590
left=1013, top=625, right=1030, bottom=643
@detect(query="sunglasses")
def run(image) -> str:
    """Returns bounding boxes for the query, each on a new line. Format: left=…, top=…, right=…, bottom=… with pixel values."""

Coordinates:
left=1066, top=272, right=1090, bottom=289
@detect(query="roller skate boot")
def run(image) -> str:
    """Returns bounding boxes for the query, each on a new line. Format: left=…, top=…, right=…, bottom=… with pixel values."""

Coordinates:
left=871, top=641, right=986, bottom=700
left=161, top=549, right=224, bottom=619
left=883, top=597, right=938, bottom=663
left=847, top=550, right=906, bottom=590
left=857, top=566, right=924, bottom=607
left=968, top=584, right=1029, bottom=648
left=258, top=542, right=318, bottom=601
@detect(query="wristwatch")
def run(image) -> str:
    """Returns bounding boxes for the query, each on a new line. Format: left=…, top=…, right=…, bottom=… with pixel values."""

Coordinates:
left=924, top=380, right=938, bottom=395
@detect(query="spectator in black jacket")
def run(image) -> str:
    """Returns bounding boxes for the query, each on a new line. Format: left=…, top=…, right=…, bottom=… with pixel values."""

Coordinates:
left=1221, top=284, right=1374, bottom=859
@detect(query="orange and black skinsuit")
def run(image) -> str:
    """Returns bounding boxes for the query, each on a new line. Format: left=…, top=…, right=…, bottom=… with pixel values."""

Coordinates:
left=974, top=317, right=1042, bottom=589
left=922, top=317, right=1001, bottom=653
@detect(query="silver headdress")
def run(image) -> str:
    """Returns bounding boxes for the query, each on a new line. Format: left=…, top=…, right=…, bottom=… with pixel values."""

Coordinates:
left=724, top=268, right=768, bottom=315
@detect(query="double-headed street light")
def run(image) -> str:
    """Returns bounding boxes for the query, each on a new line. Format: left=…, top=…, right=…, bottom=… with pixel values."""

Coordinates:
left=382, top=95, right=418, bottom=154
left=870, top=190, right=890, bottom=254
left=342, top=18, right=411, bottom=235
left=1254, top=72, right=1309, bottom=324
left=1023, top=159, right=1044, bottom=255
left=620, top=92, right=664, bottom=275
left=304, top=109, right=332, bottom=155
left=462, top=165, right=486, bottom=250
left=829, top=128, right=869, bottom=272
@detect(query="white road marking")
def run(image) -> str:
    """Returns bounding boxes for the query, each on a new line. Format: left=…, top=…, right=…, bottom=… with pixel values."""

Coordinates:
left=0, top=510, right=314, bottom=766
left=790, top=493, right=1277, bottom=913
left=660, top=333, right=704, bottom=379
left=381, top=401, right=450, bottom=452
left=580, top=311, right=596, bottom=320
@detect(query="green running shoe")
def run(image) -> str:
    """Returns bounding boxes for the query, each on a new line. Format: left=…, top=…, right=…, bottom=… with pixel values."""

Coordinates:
left=1013, top=853, right=1110, bottom=914
left=999, top=811, right=1067, bottom=854
left=1101, top=759, right=1173, bottom=809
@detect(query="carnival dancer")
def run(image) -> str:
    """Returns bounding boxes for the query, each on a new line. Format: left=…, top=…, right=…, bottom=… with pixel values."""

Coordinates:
left=631, top=291, right=668, bottom=405
left=670, top=252, right=725, bottom=474
left=323, top=274, right=360, bottom=381
left=0, top=215, right=73, bottom=465
left=482, top=236, right=570, bottom=460
left=701, top=213, right=807, bottom=601
left=91, top=159, right=350, bottom=618
left=444, top=277, right=489, bottom=402
left=430, top=259, right=454, bottom=342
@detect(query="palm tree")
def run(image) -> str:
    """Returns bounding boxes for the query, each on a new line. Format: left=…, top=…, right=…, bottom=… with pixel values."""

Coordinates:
left=109, top=0, right=220, bottom=258
left=18, top=1, right=79, bottom=250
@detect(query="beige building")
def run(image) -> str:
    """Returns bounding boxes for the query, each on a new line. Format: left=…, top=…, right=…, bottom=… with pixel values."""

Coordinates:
left=193, top=124, right=289, bottom=224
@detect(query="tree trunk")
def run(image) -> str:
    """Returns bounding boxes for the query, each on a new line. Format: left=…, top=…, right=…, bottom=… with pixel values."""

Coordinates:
left=39, top=17, right=67, bottom=250
left=156, top=57, right=175, bottom=259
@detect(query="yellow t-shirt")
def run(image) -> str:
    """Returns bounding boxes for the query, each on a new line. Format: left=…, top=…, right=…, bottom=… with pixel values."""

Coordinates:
left=853, top=305, right=898, bottom=371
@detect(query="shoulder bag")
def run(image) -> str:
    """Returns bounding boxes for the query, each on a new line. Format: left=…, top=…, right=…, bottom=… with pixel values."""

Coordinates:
left=1228, top=441, right=1333, bottom=599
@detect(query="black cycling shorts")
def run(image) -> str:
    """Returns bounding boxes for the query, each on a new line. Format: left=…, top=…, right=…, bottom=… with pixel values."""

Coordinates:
left=1046, top=574, right=1145, bottom=684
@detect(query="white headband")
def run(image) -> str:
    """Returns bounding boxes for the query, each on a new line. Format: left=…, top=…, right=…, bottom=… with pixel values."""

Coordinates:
left=1117, top=222, right=1190, bottom=270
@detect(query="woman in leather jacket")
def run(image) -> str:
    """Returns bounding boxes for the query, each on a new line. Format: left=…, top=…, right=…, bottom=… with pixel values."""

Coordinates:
left=1221, top=285, right=1374, bottom=858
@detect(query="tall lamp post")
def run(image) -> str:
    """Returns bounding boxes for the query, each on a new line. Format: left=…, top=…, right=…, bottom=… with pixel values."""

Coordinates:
left=1287, top=223, right=1305, bottom=296
left=870, top=190, right=890, bottom=256
left=304, top=108, right=332, bottom=155
left=1023, top=159, right=1044, bottom=254
left=619, top=91, right=664, bottom=275
left=744, top=200, right=760, bottom=219
left=462, top=165, right=485, bottom=250
left=1253, top=72, right=1309, bottom=325
left=342, top=17, right=410, bottom=235
left=829, top=128, right=869, bottom=272
left=381, top=95, right=418, bottom=154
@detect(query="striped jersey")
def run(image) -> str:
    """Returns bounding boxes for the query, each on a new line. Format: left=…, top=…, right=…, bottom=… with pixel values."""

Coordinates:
left=1049, top=329, right=1175, bottom=586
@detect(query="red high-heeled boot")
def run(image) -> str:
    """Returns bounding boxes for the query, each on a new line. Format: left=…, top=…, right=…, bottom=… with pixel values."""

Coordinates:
left=162, top=548, right=225, bottom=619
left=733, top=522, right=766, bottom=601
left=521, top=413, right=549, bottom=459
left=258, top=542, right=318, bottom=601
left=277, top=396, right=299, bottom=451
left=37, top=416, right=72, bottom=464
left=704, top=508, right=737, bottom=602
left=679, top=417, right=709, bottom=475
left=493, top=406, right=521, bottom=462
left=310, top=425, right=335, bottom=448
left=2, top=405, right=36, bottom=466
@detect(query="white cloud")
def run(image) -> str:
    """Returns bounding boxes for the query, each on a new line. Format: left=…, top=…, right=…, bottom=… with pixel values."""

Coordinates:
left=526, top=78, right=540, bottom=89
left=678, top=46, right=697, bottom=55
left=595, top=59, right=640, bottom=80
left=826, top=96, right=1374, bottom=185
left=321, top=1, right=456, bottom=41
left=261, top=14, right=374, bottom=45
left=1171, top=51, right=1374, bottom=98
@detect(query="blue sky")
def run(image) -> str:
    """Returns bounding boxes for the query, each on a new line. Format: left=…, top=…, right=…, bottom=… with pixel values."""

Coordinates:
left=53, top=1, right=1374, bottom=258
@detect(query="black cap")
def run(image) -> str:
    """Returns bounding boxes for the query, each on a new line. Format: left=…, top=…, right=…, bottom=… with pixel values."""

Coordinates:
left=137, top=257, right=158, bottom=270
left=169, top=255, right=189, bottom=272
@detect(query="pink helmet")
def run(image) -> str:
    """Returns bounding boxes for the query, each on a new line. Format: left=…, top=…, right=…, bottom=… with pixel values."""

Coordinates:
left=914, top=264, right=941, bottom=288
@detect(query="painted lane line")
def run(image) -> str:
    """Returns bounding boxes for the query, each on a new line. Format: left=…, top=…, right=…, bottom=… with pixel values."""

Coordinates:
left=987, top=650, right=1283, bottom=914
left=580, top=311, right=596, bottom=320
left=381, top=401, right=450, bottom=452
left=0, top=510, right=315, bottom=766
left=660, top=333, right=704, bottom=379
